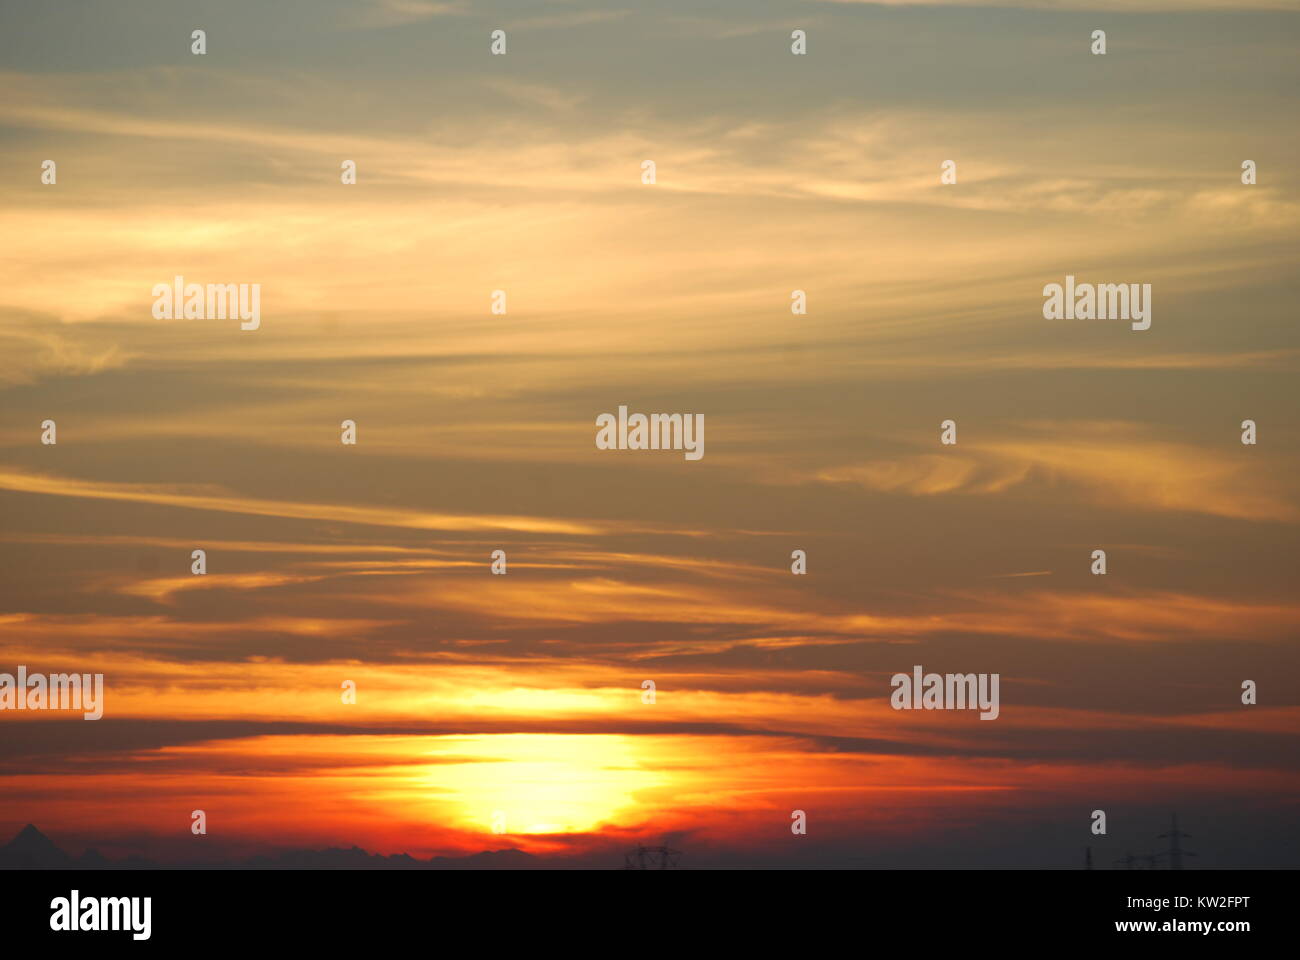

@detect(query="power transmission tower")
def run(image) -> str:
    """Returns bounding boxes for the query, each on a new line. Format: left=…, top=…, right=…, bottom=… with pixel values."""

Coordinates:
left=1157, top=813, right=1195, bottom=870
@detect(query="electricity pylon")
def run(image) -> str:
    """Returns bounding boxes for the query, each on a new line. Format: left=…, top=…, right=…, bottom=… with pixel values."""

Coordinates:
left=1157, top=813, right=1195, bottom=870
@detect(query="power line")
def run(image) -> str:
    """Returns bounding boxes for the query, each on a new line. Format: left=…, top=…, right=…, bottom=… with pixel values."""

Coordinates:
left=624, top=844, right=682, bottom=869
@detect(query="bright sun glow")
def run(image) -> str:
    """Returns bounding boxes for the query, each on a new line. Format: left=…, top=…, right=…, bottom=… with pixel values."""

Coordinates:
left=425, top=734, right=669, bottom=835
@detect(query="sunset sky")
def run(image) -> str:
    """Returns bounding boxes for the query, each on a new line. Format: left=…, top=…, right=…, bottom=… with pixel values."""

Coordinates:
left=1, top=0, right=1297, bottom=868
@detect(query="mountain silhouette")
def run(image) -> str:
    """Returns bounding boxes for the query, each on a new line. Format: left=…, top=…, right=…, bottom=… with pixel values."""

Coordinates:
left=0, top=824, right=72, bottom=867
left=0, top=825, right=541, bottom=869
left=245, top=844, right=540, bottom=869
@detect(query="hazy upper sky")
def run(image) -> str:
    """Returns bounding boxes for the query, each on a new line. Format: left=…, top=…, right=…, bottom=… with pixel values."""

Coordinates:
left=0, top=0, right=1297, bottom=867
